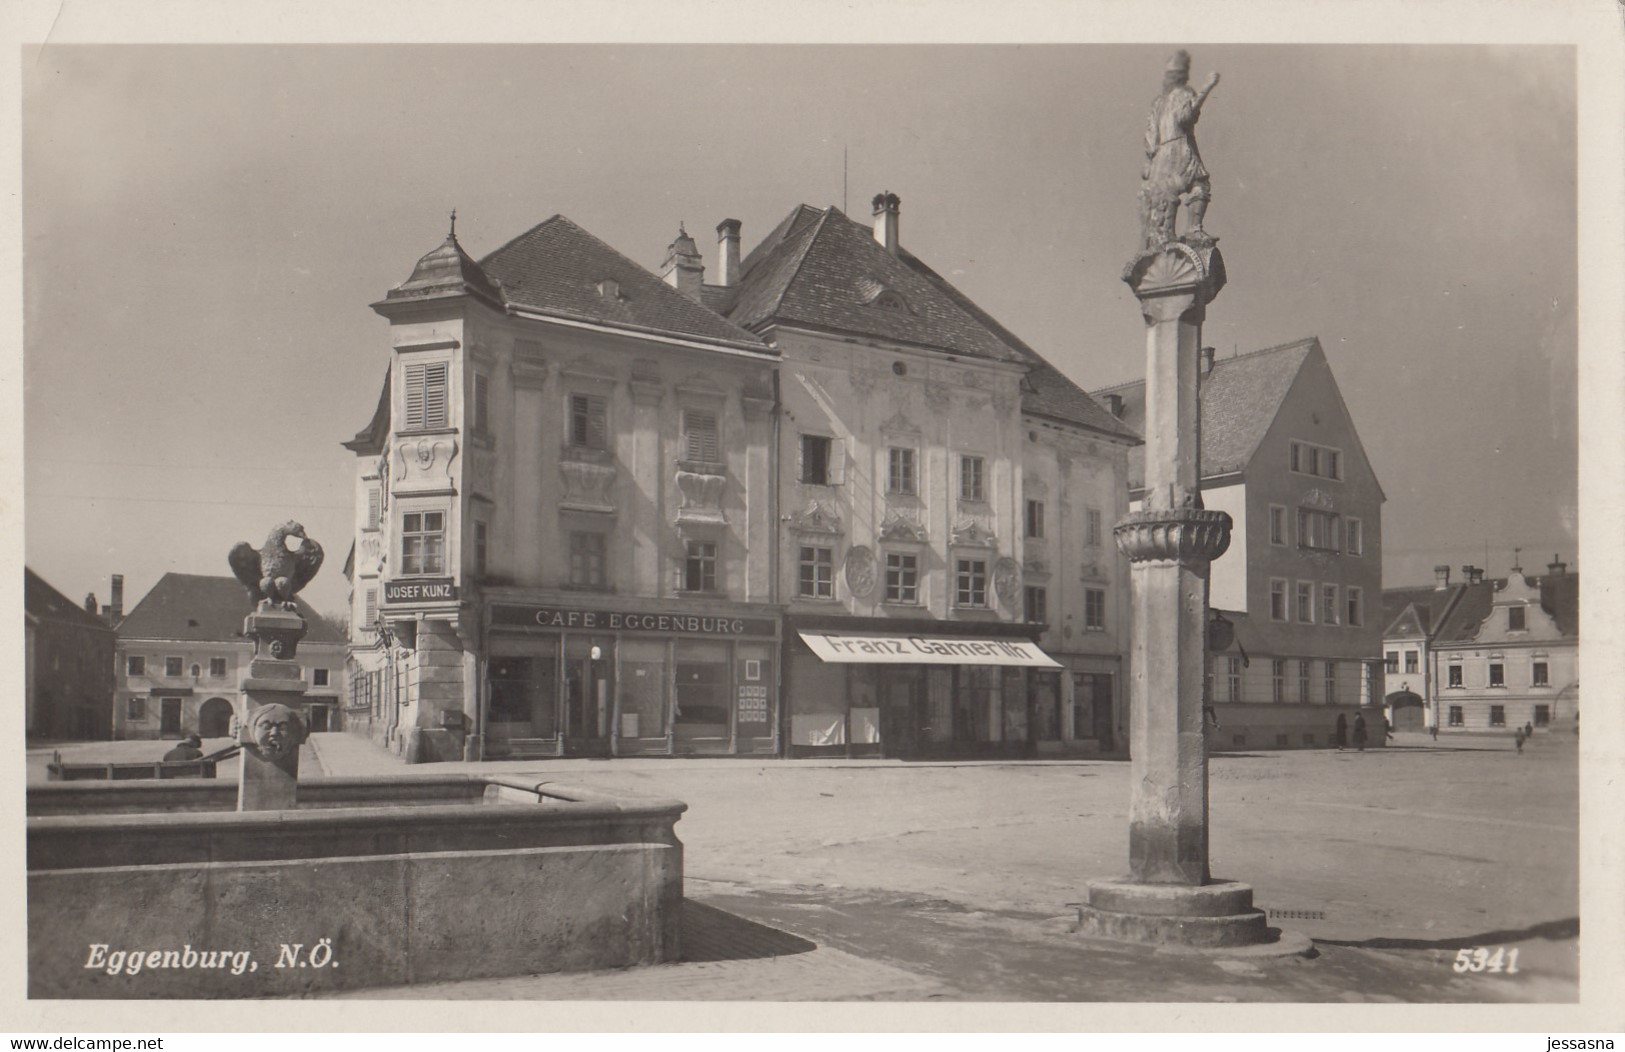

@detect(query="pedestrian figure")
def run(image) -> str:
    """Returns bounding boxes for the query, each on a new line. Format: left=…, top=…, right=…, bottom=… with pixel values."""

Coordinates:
left=1352, top=714, right=1368, bottom=752
left=1383, top=715, right=1395, bottom=742
left=1430, top=722, right=1439, bottom=742
left=1514, top=727, right=1525, bottom=754
left=1334, top=712, right=1348, bottom=750
left=1524, top=721, right=1533, bottom=741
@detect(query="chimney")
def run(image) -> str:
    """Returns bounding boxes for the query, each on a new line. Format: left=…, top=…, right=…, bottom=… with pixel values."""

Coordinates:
left=872, top=192, right=900, bottom=255
left=84, top=593, right=98, bottom=614
left=109, top=574, right=124, bottom=622
left=716, top=219, right=742, bottom=288
left=660, top=224, right=704, bottom=301
left=1460, top=565, right=1483, bottom=585
left=1200, top=346, right=1216, bottom=375
left=1104, top=392, right=1124, bottom=418
left=1433, top=565, right=1451, bottom=590
left=1547, top=554, right=1567, bottom=577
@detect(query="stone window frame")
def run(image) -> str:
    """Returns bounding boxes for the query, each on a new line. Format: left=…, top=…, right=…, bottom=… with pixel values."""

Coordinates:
left=886, top=445, right=918, bottom=497
left=567, top=392, right=611, bottom=452
left=797, top=544, right=836, bottom=600
left=399, top=505, right=449, bottom=578
left=126, top=655, right=146, bottom=677
left=1447, top=662, right=1463, bottom=688
left=1295, top=580, right=1316, bottom=624
left=1489, top=704, right=1506, bottom=727
left=126, top=696, right=147, bottom=721
left=798, top=433, right=838, bottom=486
left=1404, top=649, right=1419, bottom=673
left=1269, top=578, right=1289, bottom=622
left=954, top=554, right=989, bottom=609
left=567, top=530, right=609, bottom=591
left=680, top=538, right=720, bottom=595
left=1083, top=587, right=1107, bottom=631
left=1488, top=661, right=1506, bottom=688
left=164, top=656, right=184, bottom=678
left=1448, top=705, right=1465, bottom=727
left=883, top=550, right=921, bottom=606
left=1531, top=660, right=1550, bottom=687
left=681, top=407, right=723, bottom=467
left=312, top=668, right=330, bottom=687
left=1507, top=605, right=1527, bottom=632
left=958, top=454, right=987, bottom=504
left=1024, top=585, right=1048, bottom=625
left=1084, top=507, right=1103, bottom=548
left=1025, top=499, right=1045, bottom=540
left=209, top=657, right=227, bottom=678
left=1268, top=504, right=1288, bottom=547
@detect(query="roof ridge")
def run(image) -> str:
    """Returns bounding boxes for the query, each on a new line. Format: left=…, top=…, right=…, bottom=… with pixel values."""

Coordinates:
left=1092, top=337, right=1320, bottom=394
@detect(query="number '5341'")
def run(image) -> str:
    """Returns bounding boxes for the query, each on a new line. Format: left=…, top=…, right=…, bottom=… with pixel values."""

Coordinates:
left=1453, top=947, right=1520, bottom=974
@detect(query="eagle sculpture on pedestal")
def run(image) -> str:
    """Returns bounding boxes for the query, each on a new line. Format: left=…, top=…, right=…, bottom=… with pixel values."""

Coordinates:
left=228, top=521, right=325, bottom=609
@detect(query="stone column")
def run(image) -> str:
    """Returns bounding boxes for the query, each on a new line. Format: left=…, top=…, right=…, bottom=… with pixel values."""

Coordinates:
left=1076, top=238, right=1271, bottom=948
left=238, top=607, right=310, bottom=811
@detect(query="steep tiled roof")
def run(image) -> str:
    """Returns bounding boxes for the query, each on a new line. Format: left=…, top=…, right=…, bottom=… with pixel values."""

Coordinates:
left=1380, top=585, right=1456, bottom=640
left=1539, top=573, right=1580, bottom=636
left=25, top=568, right=113, bottom=633
left=1095, top=338, right=1320, bottom=487
left=118, top=574, right=346, bottom=645
left=343, top=364, right=391, bottom=456
left=728, top=206, right=1026, bottom=364
left=1429, top=581, right=1501, bottom=644
left=479, top=216, right=768, bottom=352
left=383, top=231, right=505, bottom=309
left=726, top=204, right=1136, bottom=438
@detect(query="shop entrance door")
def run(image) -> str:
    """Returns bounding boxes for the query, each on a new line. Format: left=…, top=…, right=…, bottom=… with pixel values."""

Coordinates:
left=564, top=637, right=613, bottom=756
left=878, top=669, right=918, bottom=758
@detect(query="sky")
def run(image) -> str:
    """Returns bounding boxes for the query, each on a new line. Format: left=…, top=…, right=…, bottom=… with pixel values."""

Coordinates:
left=21, top=42, right=1579, bottom=620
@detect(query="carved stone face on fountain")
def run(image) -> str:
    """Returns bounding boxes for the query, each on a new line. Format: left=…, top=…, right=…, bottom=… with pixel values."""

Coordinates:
left=247, top=703, right=306, bottom=762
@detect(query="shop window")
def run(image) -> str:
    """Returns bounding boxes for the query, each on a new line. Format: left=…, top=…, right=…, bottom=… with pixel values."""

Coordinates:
left=683, top=409, right=720, bottom=463
left=1026, top=499, right=1045, bottom=539
left=887, top=447, right=917, bottom=495
left=675, top=642, right=730, bottom=738
left=1489, top=704, right=1506, bottom=727
left=618, top=638, right=669, bottom=741
left=127, top=656, right=146, bottom=677
left=954, top=667, right=995, bottom=743
left=1272, top=659, right=1285, bottom=703
left=1405, top=650, right=1418, bottom=674
left=569, top=532, right=607, bottom=590
left=1298, top=660, right=1311, bottom=704
left=1507, top=606, right=1526, bottom=631
left=1296, top=581, right=1315, bottom=624
left=165, top=656, right=183, bottom=678
left=488, top=655, right=558, bottom=739
left=403, top=362, right=448, bottom=430
left=798, top=546, right=834, bottom=599
left=885, top=552, right=919, bottom=604
left=1072, top=672, right=1114, bottom=745
left=1489, top=663, right=1505, bottom=687
left=955, top=558, right=988, bottom=607
left=1085, top=508, right=1102, bottom=547
left=800, top=434, right=832, bottom=485
left=1534, top=704, right=1550, bottom=727
left=1025, top=586, right=1047, bottom=625
left=683, top=540, right=718, bottom=593
left=126, top=697, right=146, bottom=721
left=401, top=511, right=446, bottom=576
left=1448, top=705, right=1464, bottom=727
left=210, top=657, right=227, bottom=678
left=736, top=651, right=774, bottom=740
left=569, top=394, right=608, bottom=451
left=959, top=455, right=986, bottom=502
left=1532, top=661, right=1549, bottom=686
left=1448, top=664, right=1463, bottom=688
left=1084, top=588, right=1107, bottom=631
left=1269, top=505, right=1287, bottom=546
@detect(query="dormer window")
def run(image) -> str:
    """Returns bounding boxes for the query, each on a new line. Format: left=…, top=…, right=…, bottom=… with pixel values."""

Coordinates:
left=858, top=279, right=913, bottom=314
left=875, top=290, right=908, bottom=313
left=1508, top=605, right=1526, bottom=631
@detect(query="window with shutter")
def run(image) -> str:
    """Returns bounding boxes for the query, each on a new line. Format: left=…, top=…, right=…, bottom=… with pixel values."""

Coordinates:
left=366, top=487, right=380, bottom=530
left=684, top=410, right=720, bottom=462
left=403, top=362, right=449, bottom=430
left=364, top=587, right=378, bottom=628
left=570, top=394, right=608, bottom=450
left=473, top=372, right=489, bottom=433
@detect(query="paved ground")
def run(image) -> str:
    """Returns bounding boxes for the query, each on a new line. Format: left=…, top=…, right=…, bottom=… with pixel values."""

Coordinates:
left=28, top=729, right=1583, bottom=1004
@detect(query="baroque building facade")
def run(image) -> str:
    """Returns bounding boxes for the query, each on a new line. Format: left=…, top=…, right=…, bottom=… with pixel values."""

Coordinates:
left=344, top=195, right=1138, bottom=762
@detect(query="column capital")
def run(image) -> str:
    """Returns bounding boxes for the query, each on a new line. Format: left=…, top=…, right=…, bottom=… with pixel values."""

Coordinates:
left=1123, top=237, right=1226, bottom=318
left=1114, top=507, right=1232, bottom=564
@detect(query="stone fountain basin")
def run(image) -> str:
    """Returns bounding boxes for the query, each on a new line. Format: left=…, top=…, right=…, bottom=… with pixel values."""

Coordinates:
left=26, top=775, right=686, bottom=999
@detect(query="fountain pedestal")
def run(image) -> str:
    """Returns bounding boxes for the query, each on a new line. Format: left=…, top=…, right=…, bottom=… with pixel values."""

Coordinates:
left=238, top=607, right=309, bottom=811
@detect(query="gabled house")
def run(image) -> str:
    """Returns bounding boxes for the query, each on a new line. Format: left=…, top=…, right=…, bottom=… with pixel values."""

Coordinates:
left=709, top=195, right=1140, bottom=758
left=1094, top=337, right=1385, bottom=750
left=1425, top=557, right=1579, bottom=735
left=1379, top=564, right=1487, bottom=732
left=113, top=573, right=347, bottom=741
left=25, top=568, right=116, bottom=740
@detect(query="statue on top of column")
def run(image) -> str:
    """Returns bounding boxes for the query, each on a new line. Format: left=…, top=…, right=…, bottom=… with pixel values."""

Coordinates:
left=1139, top=50, right=1220, bottom=249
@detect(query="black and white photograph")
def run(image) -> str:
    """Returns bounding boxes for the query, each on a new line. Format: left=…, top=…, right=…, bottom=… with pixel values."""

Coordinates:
left=9, top=0, right=1625, bottom=1036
